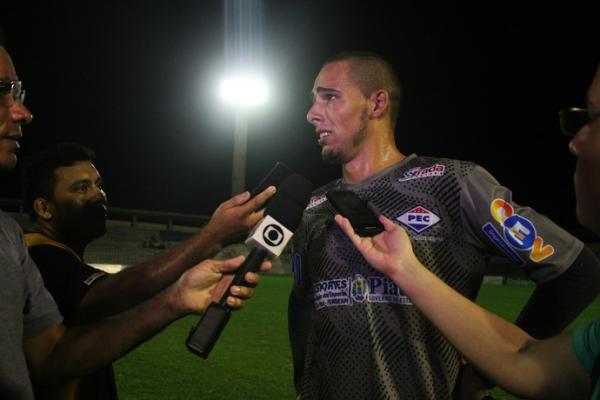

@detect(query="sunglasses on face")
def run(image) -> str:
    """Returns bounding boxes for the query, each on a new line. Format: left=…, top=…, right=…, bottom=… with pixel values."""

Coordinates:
left=559, top=107, right=600, bottom=137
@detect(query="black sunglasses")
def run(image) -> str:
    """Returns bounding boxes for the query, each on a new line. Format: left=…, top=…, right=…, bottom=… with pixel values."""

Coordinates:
left=559, top=107, right=599, bottom=137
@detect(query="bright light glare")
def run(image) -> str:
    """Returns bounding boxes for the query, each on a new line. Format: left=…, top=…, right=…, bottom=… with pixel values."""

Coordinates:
left=218, top=75, right=269, bottom=107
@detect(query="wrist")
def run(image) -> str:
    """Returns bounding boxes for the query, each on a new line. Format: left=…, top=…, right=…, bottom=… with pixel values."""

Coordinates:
left=164, top=283, right=188, bottom=318
left=198, top=222, right=226, bottom=251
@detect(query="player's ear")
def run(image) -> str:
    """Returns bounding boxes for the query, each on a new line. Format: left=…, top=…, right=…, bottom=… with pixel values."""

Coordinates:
left=369, top=89, right=389, bottom=118
left=33, top=197, right=54, bottom=221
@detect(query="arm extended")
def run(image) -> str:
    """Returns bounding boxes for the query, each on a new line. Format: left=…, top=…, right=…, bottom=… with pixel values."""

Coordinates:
left=335, top=214, right=591, bottom=399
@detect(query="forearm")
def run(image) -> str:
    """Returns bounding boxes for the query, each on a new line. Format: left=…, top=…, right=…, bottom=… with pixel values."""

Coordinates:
left=394, top=261, right=549, bottom=396
left=78, top=228, right=221, bottom=320
left=42, top=285, right=183, bottom=382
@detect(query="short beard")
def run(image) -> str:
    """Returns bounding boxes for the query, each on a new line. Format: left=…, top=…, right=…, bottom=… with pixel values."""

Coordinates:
left=54, top=203, right=107, bottom=247
left=321, top=108, right=369, bottom=164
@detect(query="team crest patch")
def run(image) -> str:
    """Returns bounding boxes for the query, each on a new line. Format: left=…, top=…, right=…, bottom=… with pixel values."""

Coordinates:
left=351, top=274, right=368, bottom=303
left=398, top=164, right=446, bottom=182
left=396, top=206, right=441, bottom=233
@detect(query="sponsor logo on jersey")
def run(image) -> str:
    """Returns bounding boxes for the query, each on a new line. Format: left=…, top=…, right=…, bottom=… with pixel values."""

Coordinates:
left=398, top=164, right=446, bottom=182
left=306, top=194, right=327, bottom=210
left=482, top=223, right=525, bottom=266
left=484, top=198, right=555, bottom=263
left=396, top=206, right=441, bottom=233
left=314, top=278, right=351, bottom=309
left=314, top=275, right=411, bottom=310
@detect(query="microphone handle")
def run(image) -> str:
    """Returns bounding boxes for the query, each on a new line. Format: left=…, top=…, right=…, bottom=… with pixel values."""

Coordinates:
left=218, top=247, right=269, bottom=307
left=186, top=247, right=269, bottom=358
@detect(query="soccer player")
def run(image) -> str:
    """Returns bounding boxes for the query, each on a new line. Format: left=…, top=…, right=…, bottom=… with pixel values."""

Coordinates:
left=335, top=62, right=600, bottom=399
left=288, top=51, right=600, bottom=399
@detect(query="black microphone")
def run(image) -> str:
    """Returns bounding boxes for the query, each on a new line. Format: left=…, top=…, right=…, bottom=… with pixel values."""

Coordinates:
left=186, top=173, right=313, bottom=358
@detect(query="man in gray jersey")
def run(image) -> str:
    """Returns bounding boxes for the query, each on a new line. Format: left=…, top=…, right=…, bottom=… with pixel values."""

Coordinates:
left=288, top=51, right=600, bottom=399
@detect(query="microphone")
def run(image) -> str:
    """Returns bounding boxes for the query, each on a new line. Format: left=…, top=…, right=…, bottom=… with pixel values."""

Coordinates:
left=186, top=173, right=313, bottom=358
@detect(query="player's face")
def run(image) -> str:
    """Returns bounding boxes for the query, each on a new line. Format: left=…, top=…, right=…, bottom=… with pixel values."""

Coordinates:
left=50, top=161, right=108, bottom=243
left=0, top=47, right=32, bottom=170
left=307, top=61, right=370, bottom=164
left=570, top=65, right=600, bottom=236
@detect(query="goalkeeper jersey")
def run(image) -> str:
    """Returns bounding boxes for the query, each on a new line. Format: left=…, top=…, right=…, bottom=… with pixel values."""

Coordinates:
left=291, top=154, right=583, bottom=399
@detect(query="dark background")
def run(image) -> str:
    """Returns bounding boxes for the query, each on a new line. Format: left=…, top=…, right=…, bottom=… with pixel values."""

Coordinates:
left=1, top=1, right=598, bottom=232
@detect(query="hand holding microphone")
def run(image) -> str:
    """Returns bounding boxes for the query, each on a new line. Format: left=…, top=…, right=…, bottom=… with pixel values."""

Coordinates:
left=186, top=173, right=313, bottom=358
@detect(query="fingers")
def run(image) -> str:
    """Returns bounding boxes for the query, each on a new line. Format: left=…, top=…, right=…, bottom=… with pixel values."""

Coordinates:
left=214, top=255, right=246, bottom=273
left=259, top=260, right=272, bottom=272
left=228, top=191, right=251, bottom=207
left=379, top=215, right=397, bottom=231
left=230, top=284, right=255, bottom=299
left=225, top=296, right=245, bottom=310
left=334, top=214, right=359, bottom=243
left=225, top=282, right=256, bottom=310
left=249, top=185, right=277, bottom=209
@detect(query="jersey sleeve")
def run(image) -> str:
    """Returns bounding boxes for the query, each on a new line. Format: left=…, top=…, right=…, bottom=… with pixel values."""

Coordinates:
left=29, top=246, right=106, bottom=322
left=459, top=165, right=583, bottom=283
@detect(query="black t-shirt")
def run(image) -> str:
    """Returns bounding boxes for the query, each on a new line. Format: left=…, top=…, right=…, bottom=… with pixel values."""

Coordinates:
left=27, top=236, right=118, bottom=400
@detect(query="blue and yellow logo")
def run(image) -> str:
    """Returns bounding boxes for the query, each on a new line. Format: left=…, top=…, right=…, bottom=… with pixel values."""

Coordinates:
left=489, top=199, right=554, bottom=262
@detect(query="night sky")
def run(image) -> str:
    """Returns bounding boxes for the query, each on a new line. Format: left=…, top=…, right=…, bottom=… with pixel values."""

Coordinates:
left=1, top=1, right=598, bottom=231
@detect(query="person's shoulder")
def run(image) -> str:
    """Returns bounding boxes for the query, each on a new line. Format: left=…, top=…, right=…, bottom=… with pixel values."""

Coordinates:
left=303, top=179, right=340, bottom=212
left=401, top=154, right=478, bottom=180
left=28, top=244, right=83, bottom=271
left=0, top=210, right=25, bottom=242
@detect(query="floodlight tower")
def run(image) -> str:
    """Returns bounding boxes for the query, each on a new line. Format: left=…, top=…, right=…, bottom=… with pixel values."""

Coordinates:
left=219, top=75, right=268, bottom=196
left=221, top=0, right=268, bottom=196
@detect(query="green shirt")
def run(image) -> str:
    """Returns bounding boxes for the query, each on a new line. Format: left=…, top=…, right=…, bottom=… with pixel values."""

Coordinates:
left=572, top=319, right=600, bottom=399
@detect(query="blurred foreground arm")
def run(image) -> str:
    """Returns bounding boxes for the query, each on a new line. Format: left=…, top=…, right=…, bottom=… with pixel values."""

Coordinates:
left=335, top=214, right=591, bottom=400
left=76, top=187, right=276, bottom=321
left=25, top=256, right=270, bottom=385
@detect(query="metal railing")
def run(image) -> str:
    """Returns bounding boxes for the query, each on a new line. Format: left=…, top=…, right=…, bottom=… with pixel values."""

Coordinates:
left=0, top=197, right=211, bottom=230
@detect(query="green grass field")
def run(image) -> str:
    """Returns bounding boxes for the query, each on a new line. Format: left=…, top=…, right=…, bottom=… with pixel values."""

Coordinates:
left=113, top=275, right=600, bottom=399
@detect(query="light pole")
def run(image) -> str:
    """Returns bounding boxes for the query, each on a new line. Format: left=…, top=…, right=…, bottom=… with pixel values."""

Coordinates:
left=218, top=75, right=268, bottom=196
left=231, top=109, right=248, bottom=196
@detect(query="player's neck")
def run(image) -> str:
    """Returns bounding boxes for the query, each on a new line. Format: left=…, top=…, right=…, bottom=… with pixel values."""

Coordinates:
left=342, top=138, right=405, bottom=184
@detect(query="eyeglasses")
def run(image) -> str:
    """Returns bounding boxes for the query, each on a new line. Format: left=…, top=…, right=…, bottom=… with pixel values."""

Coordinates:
left=0, top=79, right=26, bottom=105
left=559, top=107, right=600, bottom=137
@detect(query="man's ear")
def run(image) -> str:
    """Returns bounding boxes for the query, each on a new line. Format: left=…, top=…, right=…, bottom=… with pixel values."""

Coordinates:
left=33, top=198, right=54, bottom=221
left=369, top=90, right=389, bottom=118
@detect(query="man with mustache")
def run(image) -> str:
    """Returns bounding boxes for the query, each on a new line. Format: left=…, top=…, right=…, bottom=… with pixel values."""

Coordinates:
left=21, top=142, right=274, bottom=399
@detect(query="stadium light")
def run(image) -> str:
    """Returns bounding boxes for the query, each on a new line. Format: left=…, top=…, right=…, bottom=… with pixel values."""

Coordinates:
left=219, top=72, right=269, bottom=196
left=218, top=74, right=269, bottom=107
left=220, top=0, right=267, bottom=196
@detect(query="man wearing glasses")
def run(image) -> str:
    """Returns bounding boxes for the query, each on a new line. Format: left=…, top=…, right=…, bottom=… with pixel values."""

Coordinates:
left=0, top=29, right=268, bottom=400
left=0, top=76, right=29, bottom=169
left=335, top=63, right=600, bottom=399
